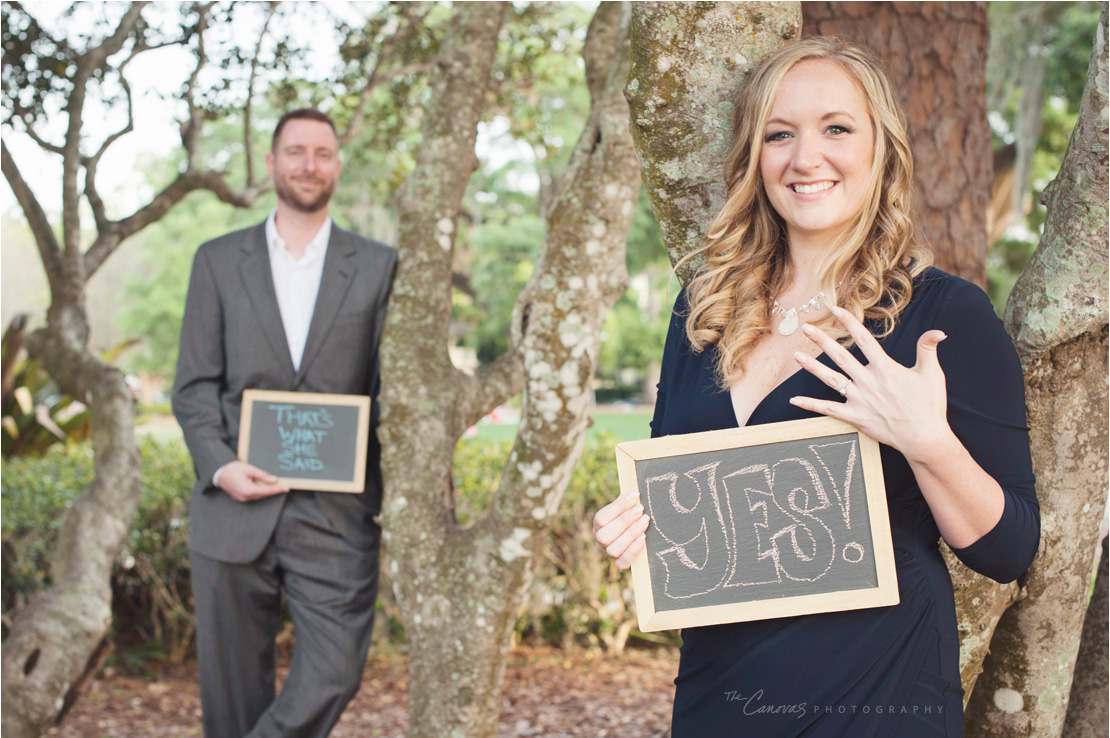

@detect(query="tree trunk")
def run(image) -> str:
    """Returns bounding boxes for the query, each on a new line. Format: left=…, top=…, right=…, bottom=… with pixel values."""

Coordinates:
left=378, top=3, right=641, bottom=736
left=963, top=8, right=1109, bottom=736
left=627, top=2, right=801, bottom=283
left=1, top=5, right=270, bottom=732
left=0, top=313, right=141, bottom=738
left=802, top=1, right=992, bottom=286
left=379, top=7, right=510, bottom=734
left=1062, top=540, right=1109, bottom=738
left=0, top=10, right=149, bottom=735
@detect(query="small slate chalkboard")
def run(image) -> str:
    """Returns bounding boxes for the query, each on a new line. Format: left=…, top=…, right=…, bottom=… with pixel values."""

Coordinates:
left=238, top=390, right=370, bottom=493
left=615, top=416, right=898, bottom=631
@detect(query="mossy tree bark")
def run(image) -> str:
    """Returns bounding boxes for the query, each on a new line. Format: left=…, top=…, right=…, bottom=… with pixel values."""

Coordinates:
left=964, top=9, right=1109, bottom=735
left=377, top=3, right=641, bottom=736
left=1062, top=541, right=1109, bottom=738
left=626, top=2, right=802, bottom=284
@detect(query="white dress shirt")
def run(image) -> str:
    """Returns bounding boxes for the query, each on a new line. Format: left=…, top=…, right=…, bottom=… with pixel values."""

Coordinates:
left=265, top=209, right=331, bottom=372
left=213, top=211, right=331, bottom=487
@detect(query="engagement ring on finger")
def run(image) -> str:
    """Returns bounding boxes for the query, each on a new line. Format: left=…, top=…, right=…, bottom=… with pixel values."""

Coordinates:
left=837, top=378, right=853, bottom=397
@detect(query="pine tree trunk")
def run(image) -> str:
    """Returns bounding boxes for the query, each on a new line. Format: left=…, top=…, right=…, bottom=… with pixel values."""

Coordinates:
left=378, top=4, right=641, bottom=735
left=802, top=1, right=992, bottom=286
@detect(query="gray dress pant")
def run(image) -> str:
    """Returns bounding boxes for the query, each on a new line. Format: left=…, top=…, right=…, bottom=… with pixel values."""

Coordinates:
left=191, top=491, right=380, bottom=738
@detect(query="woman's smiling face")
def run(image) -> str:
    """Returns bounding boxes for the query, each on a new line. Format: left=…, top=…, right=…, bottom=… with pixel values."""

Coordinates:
left=759, top=59, right=876, bottom=252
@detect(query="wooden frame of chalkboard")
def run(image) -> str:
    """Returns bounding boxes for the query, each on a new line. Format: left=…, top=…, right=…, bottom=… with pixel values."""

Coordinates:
left=238, top=390, right=371, bottom=493
left=616, top=416, right=898, bottom=632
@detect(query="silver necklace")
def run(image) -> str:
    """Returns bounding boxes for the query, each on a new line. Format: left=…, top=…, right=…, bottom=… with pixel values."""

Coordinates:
left=771, top=290, right=829, bottom=336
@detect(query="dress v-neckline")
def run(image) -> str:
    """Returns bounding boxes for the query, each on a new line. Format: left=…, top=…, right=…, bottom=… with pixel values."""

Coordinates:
left=730, top=345, right=848, bottom=428
left=730, top=365, right=809, bottom=428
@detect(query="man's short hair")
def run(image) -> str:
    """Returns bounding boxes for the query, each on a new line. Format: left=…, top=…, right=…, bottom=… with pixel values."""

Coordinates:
left=272, top=109, right=338, bottom=151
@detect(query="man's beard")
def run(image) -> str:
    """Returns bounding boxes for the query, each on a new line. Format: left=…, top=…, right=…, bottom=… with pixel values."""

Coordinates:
left=274, top=174, right=335, bottom=213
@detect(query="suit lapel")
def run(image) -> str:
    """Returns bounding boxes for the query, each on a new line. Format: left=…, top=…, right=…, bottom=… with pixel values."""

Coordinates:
left=295, top=226, right=358, bottom=385
left=238, top=224, right=296, bottom=380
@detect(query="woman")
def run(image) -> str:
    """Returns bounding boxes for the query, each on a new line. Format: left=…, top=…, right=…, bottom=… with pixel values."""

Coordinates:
left=593, top=38, right=1039, bottom=737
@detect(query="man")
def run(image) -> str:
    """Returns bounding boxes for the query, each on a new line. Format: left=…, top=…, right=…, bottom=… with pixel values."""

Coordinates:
left=173, top=108, right=396, bottom=738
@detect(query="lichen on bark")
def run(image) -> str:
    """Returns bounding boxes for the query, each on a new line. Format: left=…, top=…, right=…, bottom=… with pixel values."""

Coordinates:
left=378, top=4, right=641, bottom=736
left=1003, top=15, right=1107, bottom=364
left=626, top=2, right=801, bottom=283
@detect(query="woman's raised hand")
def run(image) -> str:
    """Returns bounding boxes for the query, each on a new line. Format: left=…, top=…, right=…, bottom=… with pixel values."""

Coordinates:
left=789, top=304, right=951, bottom=464
left=593, top=494, right=650, bottom=570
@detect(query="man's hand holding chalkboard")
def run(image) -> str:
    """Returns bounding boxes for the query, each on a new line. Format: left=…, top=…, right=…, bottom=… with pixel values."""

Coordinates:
left=217, top=460, right=290, bottom=502
left=593, top=494, right=650, bottom=570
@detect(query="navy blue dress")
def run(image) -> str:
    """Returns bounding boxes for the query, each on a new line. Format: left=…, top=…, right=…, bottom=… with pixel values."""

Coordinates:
left=652, top=268, right=1039, bottom=738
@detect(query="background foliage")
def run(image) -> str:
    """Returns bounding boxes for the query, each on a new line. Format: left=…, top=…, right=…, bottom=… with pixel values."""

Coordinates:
left=984, top=1, right=1103, bottom=308
left=1, top=435, right=662, bottom=663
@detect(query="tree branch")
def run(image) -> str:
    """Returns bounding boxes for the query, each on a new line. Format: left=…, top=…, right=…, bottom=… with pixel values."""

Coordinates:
left=456, top=351, right=524, bottom=432
left=244, top=2, right=279, bottom=188
left=11, top=106, right=65, bottom=155
left=84, top=24, right=188, bottom=209
left=1003, top=6, right=1109, bottom=366
left=84, top=170, right=268, bottom=279
left=339, top=2, right=431, bottom=146
left=487, top=0, right=640, bottom=531
left=1, top=140, right=63, bottom=294
left=84, top=2, right=149, bottom=69
left=83, top=75, right=135, bottom=234
left=180, top=3, right=214, bottom=169
left=60, top=2, right=148, bottom=267
left=87, top=78, right=134, bottom=166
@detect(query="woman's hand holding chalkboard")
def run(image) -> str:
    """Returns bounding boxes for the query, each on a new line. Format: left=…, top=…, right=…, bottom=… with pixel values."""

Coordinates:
left=218, top=460, right=290, bottom=502
left=789, top=304, right=951, bottom=462
left=593, top=494, right=651, bottom=570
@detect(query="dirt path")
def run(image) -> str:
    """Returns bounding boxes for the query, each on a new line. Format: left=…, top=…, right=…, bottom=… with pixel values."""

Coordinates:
left=49, top=646, right=678, bottom=737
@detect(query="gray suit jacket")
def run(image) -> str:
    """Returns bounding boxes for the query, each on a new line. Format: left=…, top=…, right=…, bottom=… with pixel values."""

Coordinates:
left=172, top=221, right=396, bottom=564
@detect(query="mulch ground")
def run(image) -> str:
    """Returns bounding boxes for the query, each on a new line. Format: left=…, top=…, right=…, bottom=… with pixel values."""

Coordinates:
left=49, top=646, right=678, bottom=738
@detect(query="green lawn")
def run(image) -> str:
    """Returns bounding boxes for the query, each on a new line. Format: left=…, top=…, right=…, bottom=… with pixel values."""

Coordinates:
left=467, top=410, right=652, bottom=444
left=138, top=410, right=655, bottom=446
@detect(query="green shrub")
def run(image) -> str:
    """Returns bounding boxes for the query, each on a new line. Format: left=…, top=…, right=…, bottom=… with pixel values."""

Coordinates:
left=1, top=444, right=93, bottom=612
left=453, top=437, right=513, bottom=524
left=531, top=432, right=654, bottom=653
left=2, top=438, right=195, bottom=661
left=3, top=433, right=664, bottom=660
left=113, top=439, right=195, bottom=661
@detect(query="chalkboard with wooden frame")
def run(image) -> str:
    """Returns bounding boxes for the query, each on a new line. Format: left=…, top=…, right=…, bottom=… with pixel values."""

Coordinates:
left=238, top=389, right=371, bottom=493
left=615, top=416, right=898, bottom=632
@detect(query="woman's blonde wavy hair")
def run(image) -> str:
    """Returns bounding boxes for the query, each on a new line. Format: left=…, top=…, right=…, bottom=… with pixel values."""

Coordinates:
left=682, top=37, right=933, bottom=388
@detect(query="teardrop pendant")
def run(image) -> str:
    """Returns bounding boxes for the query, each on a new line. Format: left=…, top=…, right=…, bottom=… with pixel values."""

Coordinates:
left=772, top=288, right=834, bottom=336
left=778, top=310, right=799, bottom=336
